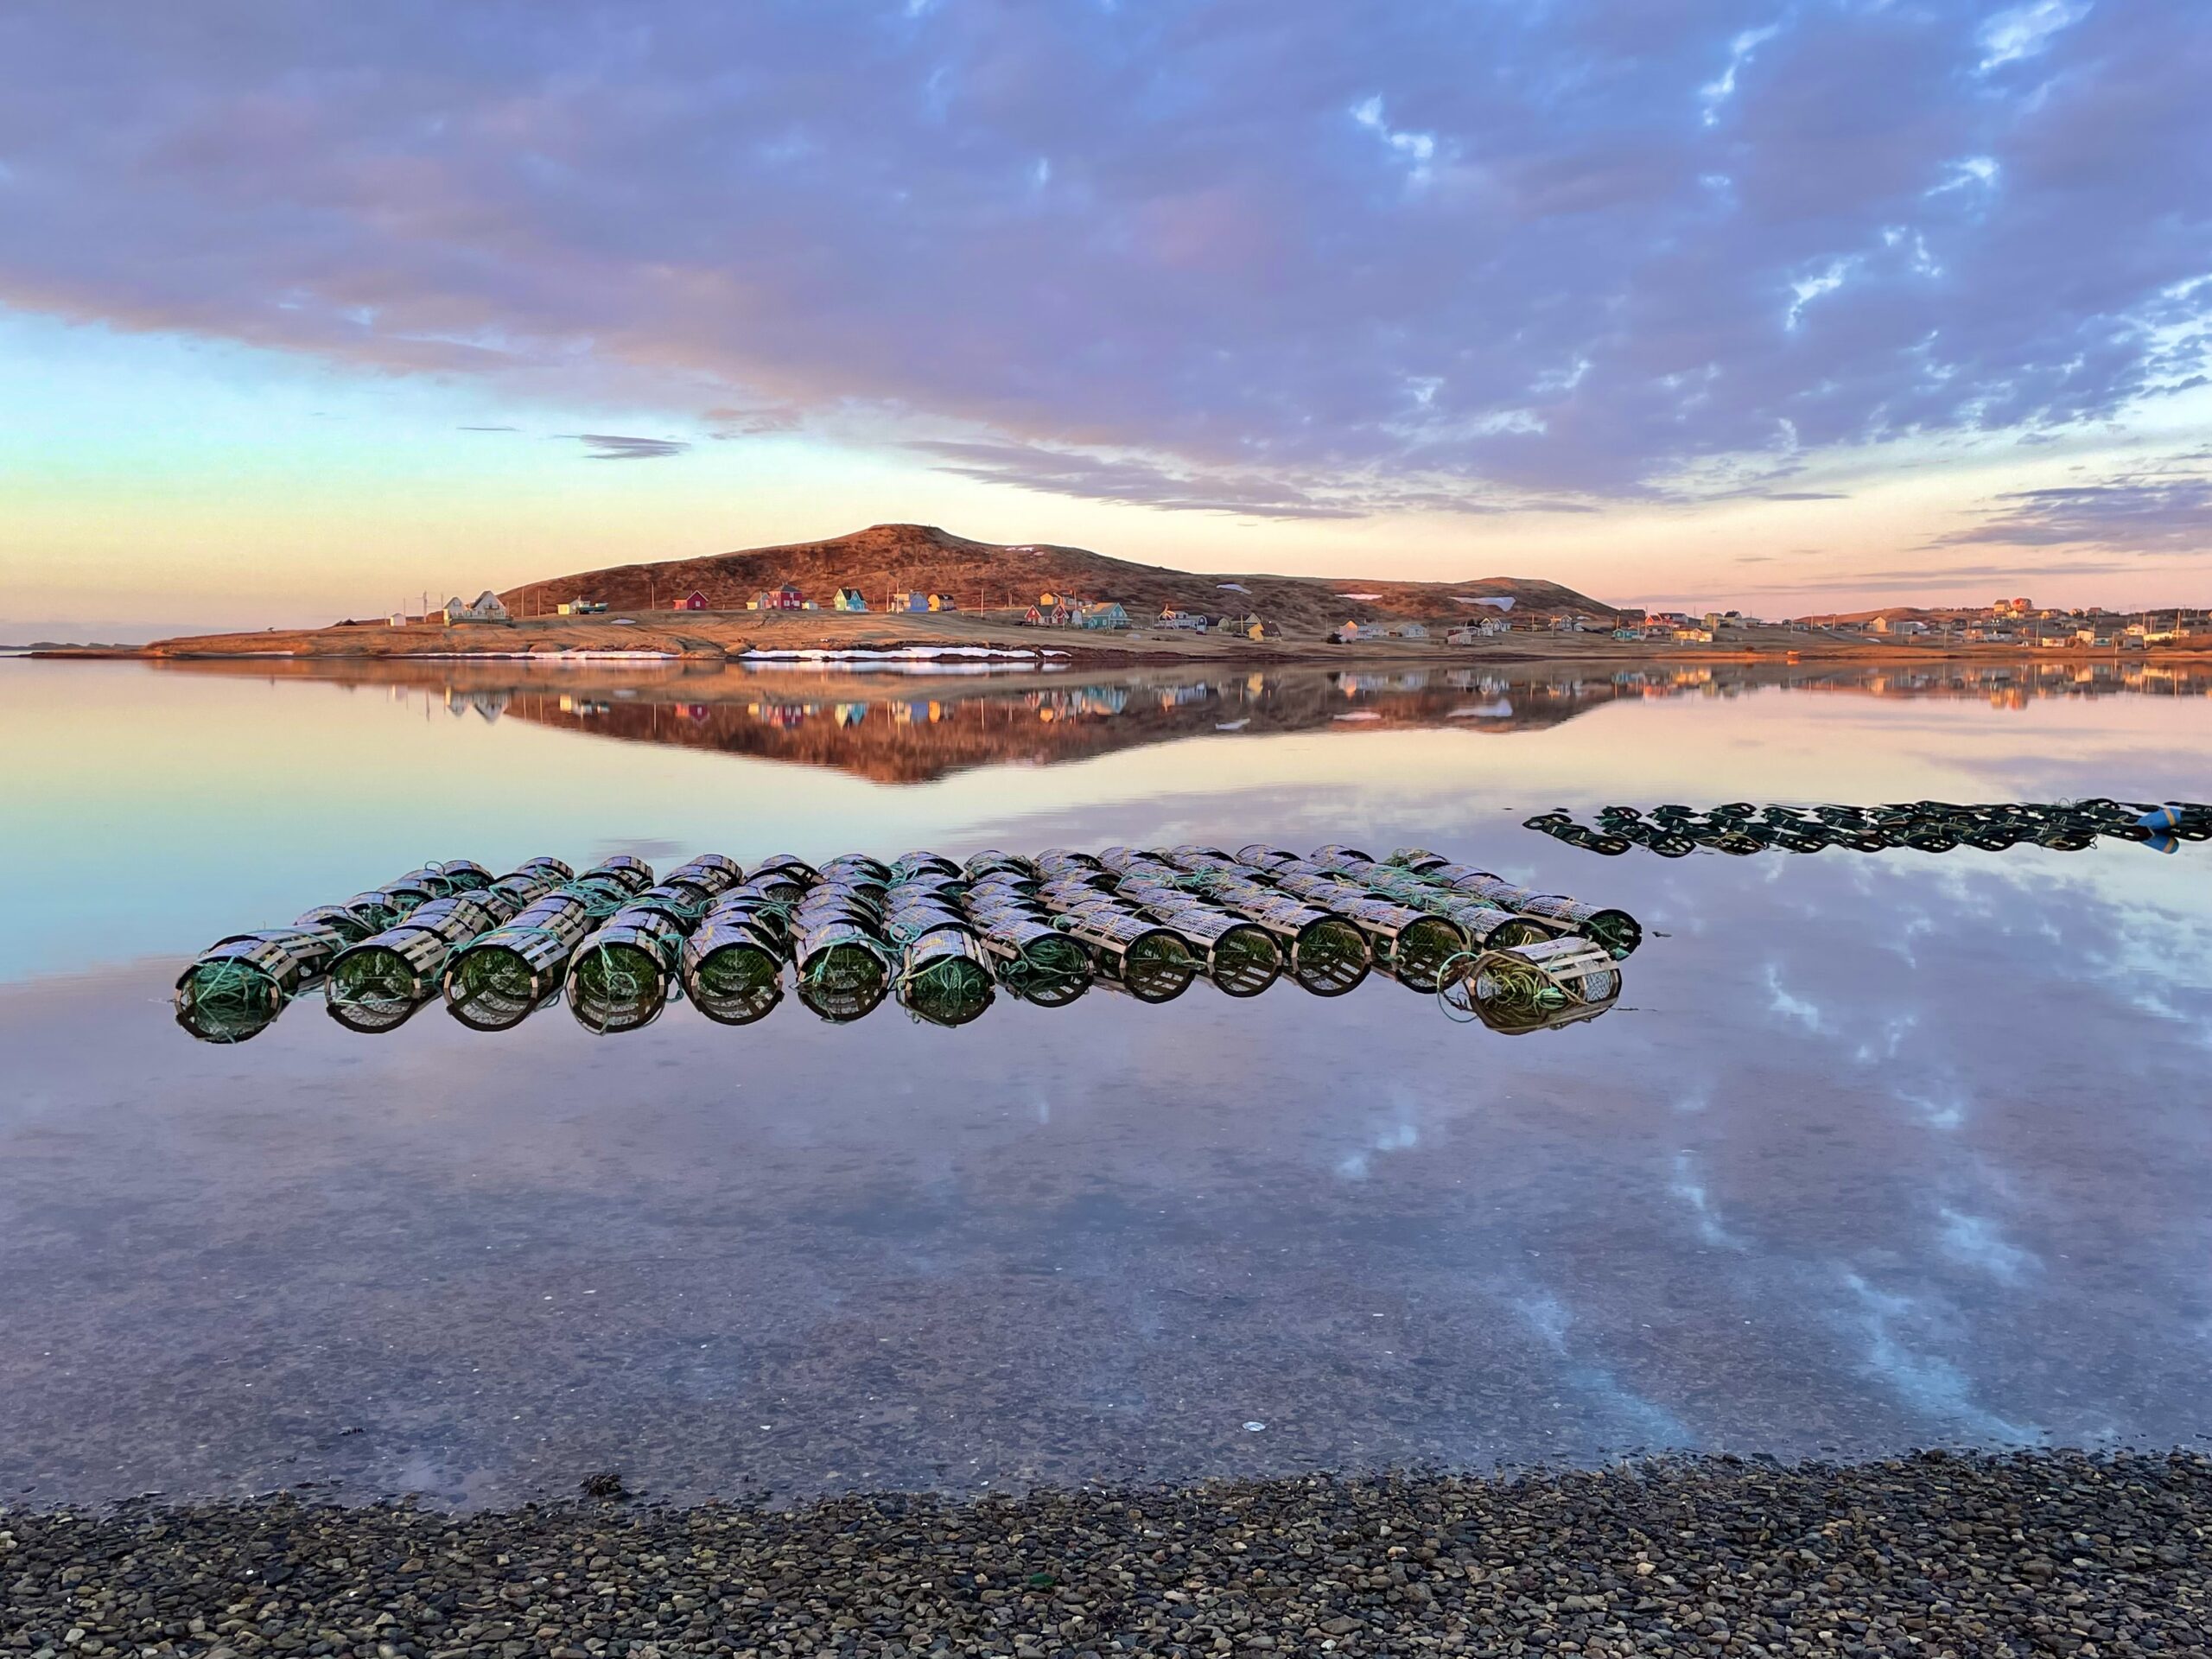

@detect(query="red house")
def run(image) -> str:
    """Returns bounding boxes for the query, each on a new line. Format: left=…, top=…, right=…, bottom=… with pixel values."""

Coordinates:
left=678, top=590, right=710, bottom=611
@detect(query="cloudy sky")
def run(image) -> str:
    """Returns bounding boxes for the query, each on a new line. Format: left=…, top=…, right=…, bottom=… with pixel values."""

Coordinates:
left=3, top=0, right=2208, bottom=632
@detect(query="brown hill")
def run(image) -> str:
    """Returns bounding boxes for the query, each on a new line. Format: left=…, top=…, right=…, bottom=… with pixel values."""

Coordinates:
left=499, top=523, right=1620, bottom=632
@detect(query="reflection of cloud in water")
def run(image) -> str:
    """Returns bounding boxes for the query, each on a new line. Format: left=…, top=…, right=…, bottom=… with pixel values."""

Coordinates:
left=1892, top=1082, right=1968, bottom=1132
left=1516, top=1289, right=1574, bottom=1352
left=1335, top=1086, right=1421, bottom=1180
left=1937, top=1208, right=2037, bottom=1284
left=1510, top=1288, right=1694, bottom=1450
left=1670, top=1152, right=1745, bottom=1250
left=1853, top=1012, right=1919, bottom=1065
left=1886, top=910, right=1936, bottom=969
left=1763, top=962, right=1827, bottom=1033
left=1836, top=1270, right=2032, bottom=1442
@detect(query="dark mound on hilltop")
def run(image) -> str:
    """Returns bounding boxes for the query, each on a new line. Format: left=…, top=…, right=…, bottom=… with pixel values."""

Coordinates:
left=500, top=523, right=1620, bottom=633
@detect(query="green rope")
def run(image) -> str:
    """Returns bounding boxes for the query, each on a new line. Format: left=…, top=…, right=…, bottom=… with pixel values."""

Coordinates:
left=1433, top=950, right=1484, bottom=1024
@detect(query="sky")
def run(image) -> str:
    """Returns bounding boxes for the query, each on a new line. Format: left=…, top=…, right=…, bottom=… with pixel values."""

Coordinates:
left=2, top=0, right=2209, bottom=637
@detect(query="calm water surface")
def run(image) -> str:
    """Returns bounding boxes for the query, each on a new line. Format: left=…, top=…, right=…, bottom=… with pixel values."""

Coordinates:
left=3, top=656, right=2209, bottom=1507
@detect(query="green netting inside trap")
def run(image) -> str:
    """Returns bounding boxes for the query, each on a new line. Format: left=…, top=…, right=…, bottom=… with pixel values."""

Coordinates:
left=1468, top=956, right=1575, bottom=1020
left=797, top=941, right=891, bottom=1022
left=328, top=947, right=435, bottom=1015
left=688, top=943, right=785, bottom=1026
left=1109, top=931, right=1197, bottom=1003
left=442, top=945, right=549, bottom=1032
left=1389, top=915, right=1467, bottom=992
left=1205, top=924, right=1281, bottom=998
left=899, top=954, right=996, bottom=1027
left=692, top=941, right=780, bottom=1000
left=175, top=958, right=283, bottom=1016
left=1288, top=917, right=1370, bottom=997
left=325, top=947, right=440, bottom=1033
left=995, top=934, right=1092, bottom=1007
left=566, top=940, right=671, bottom=1033
left=173, top=959, right=286, bottom=1044
left=1486, top=916, right=1554, bottom=949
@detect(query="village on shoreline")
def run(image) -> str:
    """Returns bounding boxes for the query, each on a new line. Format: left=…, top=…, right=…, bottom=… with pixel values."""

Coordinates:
left=22, top=582, right=2212, bottom=666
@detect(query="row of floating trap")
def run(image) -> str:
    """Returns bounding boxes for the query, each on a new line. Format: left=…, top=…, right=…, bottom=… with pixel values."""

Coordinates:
left=1528, top=798, right=2211, bottom=858
left=174, top=843, right=1639, bottom=1044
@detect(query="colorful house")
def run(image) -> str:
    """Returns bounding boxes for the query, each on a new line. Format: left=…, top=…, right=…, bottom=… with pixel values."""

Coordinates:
left=753, top=585, right=805, bottom=611
left=677, top=590, right=710, bottom=611
left=1073, top=601, right=1131, bottom=631
left=1157, top=608, right=1210, bottom=632
left=833, top=588, right=868, bottom=612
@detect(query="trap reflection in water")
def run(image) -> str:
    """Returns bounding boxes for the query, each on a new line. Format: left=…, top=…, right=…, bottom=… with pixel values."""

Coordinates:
left=1531, top=799, right=2212, bottom=858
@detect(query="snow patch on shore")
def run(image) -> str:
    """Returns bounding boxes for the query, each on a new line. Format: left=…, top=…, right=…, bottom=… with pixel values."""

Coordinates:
left=740, top=659, right=1058, bottom=677
left=741, top=645, right=1040, bottom=661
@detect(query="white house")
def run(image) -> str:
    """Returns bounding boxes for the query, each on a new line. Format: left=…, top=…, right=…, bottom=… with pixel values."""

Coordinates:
left=444, top=590, right=512, bottom=623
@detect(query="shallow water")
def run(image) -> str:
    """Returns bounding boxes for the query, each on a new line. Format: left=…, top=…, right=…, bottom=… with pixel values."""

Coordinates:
left=3, top=656, right=2209, bottom=1507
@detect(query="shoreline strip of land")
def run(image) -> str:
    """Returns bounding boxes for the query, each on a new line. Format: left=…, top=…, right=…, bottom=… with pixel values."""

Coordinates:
left=20, top=609, right=2212, bottom=670
left=4, top=1450, right=2206, bottom=1656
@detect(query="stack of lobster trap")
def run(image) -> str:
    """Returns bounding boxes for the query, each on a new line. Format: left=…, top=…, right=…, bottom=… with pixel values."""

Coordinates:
left=174, top=841, right=1639, bottom=1043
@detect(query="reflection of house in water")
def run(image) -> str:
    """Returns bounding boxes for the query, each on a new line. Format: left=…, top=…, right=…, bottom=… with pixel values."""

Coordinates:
left=1025, top=684, right=1134, bottom=720
left=1338, top=671, right=1429, bottom=695
left=443, top=687, right=512, bottom=721
left=1447, top=671, right=1513, bottom=696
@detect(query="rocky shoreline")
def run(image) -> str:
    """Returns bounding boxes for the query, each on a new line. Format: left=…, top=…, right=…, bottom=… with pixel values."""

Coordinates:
left=5, top=1452, right=2206, bottom=1656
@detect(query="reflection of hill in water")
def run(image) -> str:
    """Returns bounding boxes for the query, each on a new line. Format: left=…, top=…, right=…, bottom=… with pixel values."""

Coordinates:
left=509, top=666, right=1624, bottom=782
left=153, top=657, right=2212, bottom=784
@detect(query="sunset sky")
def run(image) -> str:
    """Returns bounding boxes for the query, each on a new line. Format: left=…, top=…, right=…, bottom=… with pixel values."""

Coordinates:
left=3, top=1, right=2209, bottom=637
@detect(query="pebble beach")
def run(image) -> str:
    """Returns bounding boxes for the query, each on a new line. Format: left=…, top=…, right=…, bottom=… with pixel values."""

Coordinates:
left=6, top=1452, right=2207, bottom=1657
